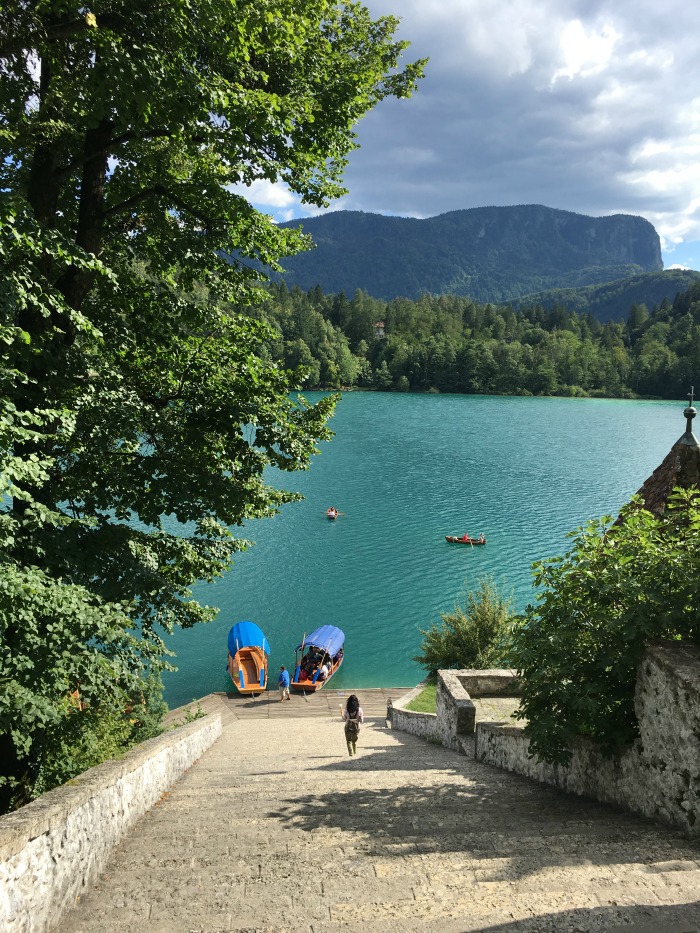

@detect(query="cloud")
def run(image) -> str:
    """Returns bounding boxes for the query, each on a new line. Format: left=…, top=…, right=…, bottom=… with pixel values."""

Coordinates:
left=237, top=0, right=700, bottom=263
left=552, top=19, right=621, bottom=83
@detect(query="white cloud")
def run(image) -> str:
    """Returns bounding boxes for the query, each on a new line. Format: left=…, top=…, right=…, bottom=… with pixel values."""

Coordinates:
left=233, top=0, right=700, bottom=256
left=230, top=179, right=298, bottom=210
left=552, top=20, right=621, bottom=83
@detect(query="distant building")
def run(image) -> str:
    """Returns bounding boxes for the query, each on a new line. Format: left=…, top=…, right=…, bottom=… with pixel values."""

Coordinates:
left=631, top=389, right=700, bottom=517
left=373, top=321, right=385, bottom=338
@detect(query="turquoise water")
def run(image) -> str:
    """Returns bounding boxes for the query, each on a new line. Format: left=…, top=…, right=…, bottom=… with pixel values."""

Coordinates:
left=162, top=392, right=682, bottom=707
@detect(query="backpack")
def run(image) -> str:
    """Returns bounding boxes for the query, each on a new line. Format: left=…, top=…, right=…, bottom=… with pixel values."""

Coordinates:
left=345, top=715, right=360, bottom=737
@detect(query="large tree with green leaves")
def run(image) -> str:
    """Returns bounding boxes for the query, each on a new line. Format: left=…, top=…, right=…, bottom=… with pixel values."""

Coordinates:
left=0, top=0, right=424, bottom=810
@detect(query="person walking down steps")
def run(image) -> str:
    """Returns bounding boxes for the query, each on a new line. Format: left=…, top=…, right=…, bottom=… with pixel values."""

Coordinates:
left=340, top=694, right=364, bottom=756
left=278, top=666, right=290, bottom=701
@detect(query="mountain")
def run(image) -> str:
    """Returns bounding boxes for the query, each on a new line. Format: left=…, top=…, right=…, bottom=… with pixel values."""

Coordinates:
left=272, top=204, right=663, bottom=304
left=513, top=269, right=700, bottom=323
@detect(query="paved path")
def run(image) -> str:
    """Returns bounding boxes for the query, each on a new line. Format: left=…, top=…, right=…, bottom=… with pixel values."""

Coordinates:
left=57, top=694, right=700, bottom=933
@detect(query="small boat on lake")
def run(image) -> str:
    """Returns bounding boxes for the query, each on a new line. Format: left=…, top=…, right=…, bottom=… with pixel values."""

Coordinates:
left=445, top=533, right=487, bottom=546
left=326, top=507, right=339, bottom=520
left=227, top=621, right=270, bottom=694
left=291, top=624, right=345, bottom=692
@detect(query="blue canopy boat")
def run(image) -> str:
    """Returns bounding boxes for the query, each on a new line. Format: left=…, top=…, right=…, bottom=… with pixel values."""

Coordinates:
left=291, top=624, right=345, bottom=692
left=227, top=621, right=271, bottom=695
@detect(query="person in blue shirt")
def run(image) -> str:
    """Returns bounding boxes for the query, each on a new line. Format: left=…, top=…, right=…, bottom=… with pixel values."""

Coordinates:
left=278, top=665, right=291, bottom=701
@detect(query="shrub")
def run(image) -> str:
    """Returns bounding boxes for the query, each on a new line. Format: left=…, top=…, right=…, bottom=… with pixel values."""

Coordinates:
left=510, top=488, right=700, bottom=765
left=414, top=577, right=514, bottom=673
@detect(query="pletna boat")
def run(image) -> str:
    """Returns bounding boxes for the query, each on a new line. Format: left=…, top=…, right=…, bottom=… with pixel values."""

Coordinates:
left=227, top=620, right=270, bottom=694
left=291, top=624, right=345, bottom=692
left=326, top=507, right=339, bottom=520
left=445, top=533, right=487, bottom=545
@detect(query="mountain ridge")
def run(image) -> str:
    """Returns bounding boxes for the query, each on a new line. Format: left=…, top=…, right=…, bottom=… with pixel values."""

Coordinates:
left=272, top=204, right=663, bottom=305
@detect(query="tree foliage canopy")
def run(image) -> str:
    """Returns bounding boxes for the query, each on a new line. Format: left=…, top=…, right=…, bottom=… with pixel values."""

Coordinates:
left=510, top=489, right=700, bottom=765
left=0, top=0, right=423, bottom=809
left=249, top=280, right=700, bottom=399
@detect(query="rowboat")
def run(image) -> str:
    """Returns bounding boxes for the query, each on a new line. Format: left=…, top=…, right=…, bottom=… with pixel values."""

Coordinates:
left=445, top=534, right=486, bottom=545
left=291, top=624, right=345, bottom=692
left=227, top=621, right=270, bottom=694
left=326, top=507, right=339, bottom=520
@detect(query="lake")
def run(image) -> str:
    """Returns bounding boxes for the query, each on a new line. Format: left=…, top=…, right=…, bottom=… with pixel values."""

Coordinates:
left=162, top=392, right=682, bottom=707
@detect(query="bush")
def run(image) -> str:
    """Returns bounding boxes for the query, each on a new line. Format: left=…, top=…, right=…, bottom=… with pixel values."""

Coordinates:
left=510, top=488, right=700, bottom=765
left=414, top=577, right=514, bottom=673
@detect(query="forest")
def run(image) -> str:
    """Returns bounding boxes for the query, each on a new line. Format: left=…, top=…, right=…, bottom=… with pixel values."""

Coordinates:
left=248, top=279, right=700, bottom=399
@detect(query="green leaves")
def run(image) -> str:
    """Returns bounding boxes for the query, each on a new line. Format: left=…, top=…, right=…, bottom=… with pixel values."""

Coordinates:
left=0, top=0, right=422, bottom=810
left=415, top=577, right=515, bottom=674
left=510, top=490, right=700, bottom=765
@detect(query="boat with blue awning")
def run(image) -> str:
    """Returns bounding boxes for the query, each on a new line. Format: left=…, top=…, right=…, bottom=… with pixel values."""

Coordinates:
left=291, top=624, right=344, bottom=692
left=227, top=621, right=270, bottom=695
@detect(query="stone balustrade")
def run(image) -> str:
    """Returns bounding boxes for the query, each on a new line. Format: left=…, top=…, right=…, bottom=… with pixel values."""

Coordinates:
left=0, top=713, right=222, bottom=933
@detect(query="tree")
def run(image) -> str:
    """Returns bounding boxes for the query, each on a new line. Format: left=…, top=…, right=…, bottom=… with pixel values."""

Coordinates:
left=0, top=0, right=424, bottom=810
left=414, top=577, right=514, bottom=673
left=510, top=490, right=700, bottom=766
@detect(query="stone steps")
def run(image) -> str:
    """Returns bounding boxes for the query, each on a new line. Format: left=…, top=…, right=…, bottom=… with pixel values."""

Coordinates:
left=55, top=716, right=700, bottom=933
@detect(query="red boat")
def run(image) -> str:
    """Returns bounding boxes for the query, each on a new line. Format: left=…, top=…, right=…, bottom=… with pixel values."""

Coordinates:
left=445, top=533, right=486, bottom=545
left=326, top=507, right=339, bottom=520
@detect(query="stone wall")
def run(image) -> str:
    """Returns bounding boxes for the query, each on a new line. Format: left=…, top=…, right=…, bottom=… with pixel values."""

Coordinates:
left=389, top=670, right=519, bottom=750
left=436, top=669, right=519, bottom=751
left=0, top=713, right=222, bottom=933
left=387, top=683, right=439, bottom=741
left=476, top=642, right=700, bottom=836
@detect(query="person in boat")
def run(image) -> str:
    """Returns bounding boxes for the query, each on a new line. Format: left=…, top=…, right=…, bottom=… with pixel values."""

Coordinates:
left=461, top=533, right=469, bottom=542
left=340, top=694, right=364, bottom=756
left=479, top=532, right=485, bottom=543
left=318, top=660, right=330, bottom=681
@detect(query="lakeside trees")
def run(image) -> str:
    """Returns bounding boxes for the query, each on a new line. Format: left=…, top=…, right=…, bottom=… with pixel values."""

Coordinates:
left=0, top=0, right=424, bottom=810
left=251, top=280, right=700, bottom=398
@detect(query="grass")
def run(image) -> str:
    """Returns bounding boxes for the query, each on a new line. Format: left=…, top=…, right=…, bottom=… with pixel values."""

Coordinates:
left=405, top=677, right=437, bottom=713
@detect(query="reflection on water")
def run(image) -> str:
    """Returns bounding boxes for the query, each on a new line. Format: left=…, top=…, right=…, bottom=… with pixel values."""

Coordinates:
left=163, top=392, right=680, bottom=707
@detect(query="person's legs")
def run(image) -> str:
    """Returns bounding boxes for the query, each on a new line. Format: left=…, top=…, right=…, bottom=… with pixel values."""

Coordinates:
left=351, top=739, right=357, bottom=755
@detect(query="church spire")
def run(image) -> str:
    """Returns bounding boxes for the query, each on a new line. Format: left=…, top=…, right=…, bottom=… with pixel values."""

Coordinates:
left=682, top=385, right=698, bottom=445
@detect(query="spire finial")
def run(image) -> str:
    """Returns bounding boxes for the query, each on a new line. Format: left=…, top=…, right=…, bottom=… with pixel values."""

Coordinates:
left=684, top=385, right=696, bottom=435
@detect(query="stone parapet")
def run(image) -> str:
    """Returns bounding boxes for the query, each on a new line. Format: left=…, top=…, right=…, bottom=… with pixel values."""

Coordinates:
left=436, top=671, right=475, bottom=750
left=0, top=713, right=222, bottom=933
left=386, top=683, right=439, bottom=741
left=475, top=641, right=700, bottom=836
left=436, top=669, right=519, bottom=751
left=389, top=670, right=520, bottom=750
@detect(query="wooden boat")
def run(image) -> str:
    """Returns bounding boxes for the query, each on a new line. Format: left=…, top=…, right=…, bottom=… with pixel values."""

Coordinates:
left=227, top=621, right=270, bottom=694
left=445, top=534, right=487, bottom=545
left=326, top=507, right=339, bottom=520
left=291, top=624, right=345, bottom=693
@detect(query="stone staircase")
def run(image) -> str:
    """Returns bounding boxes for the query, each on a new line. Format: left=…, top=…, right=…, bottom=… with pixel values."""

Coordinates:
left=55, top=691, right=700, bottom=933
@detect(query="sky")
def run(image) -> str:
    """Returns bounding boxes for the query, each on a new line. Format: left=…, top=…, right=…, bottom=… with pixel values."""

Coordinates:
left=237, top=0, right=700, bottom=271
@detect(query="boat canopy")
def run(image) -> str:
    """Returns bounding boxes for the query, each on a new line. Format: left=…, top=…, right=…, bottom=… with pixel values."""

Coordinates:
left=228, top=621, right=270, bottom=656
left=296, top=625, right=345, bottom=656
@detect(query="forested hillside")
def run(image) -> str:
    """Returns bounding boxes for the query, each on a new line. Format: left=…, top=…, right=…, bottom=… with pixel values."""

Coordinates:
left=267, top=205, right=663, bottom=303
left=248, top=279, right=700, bottom=399
left=513, top=269, right=700, bottom=323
